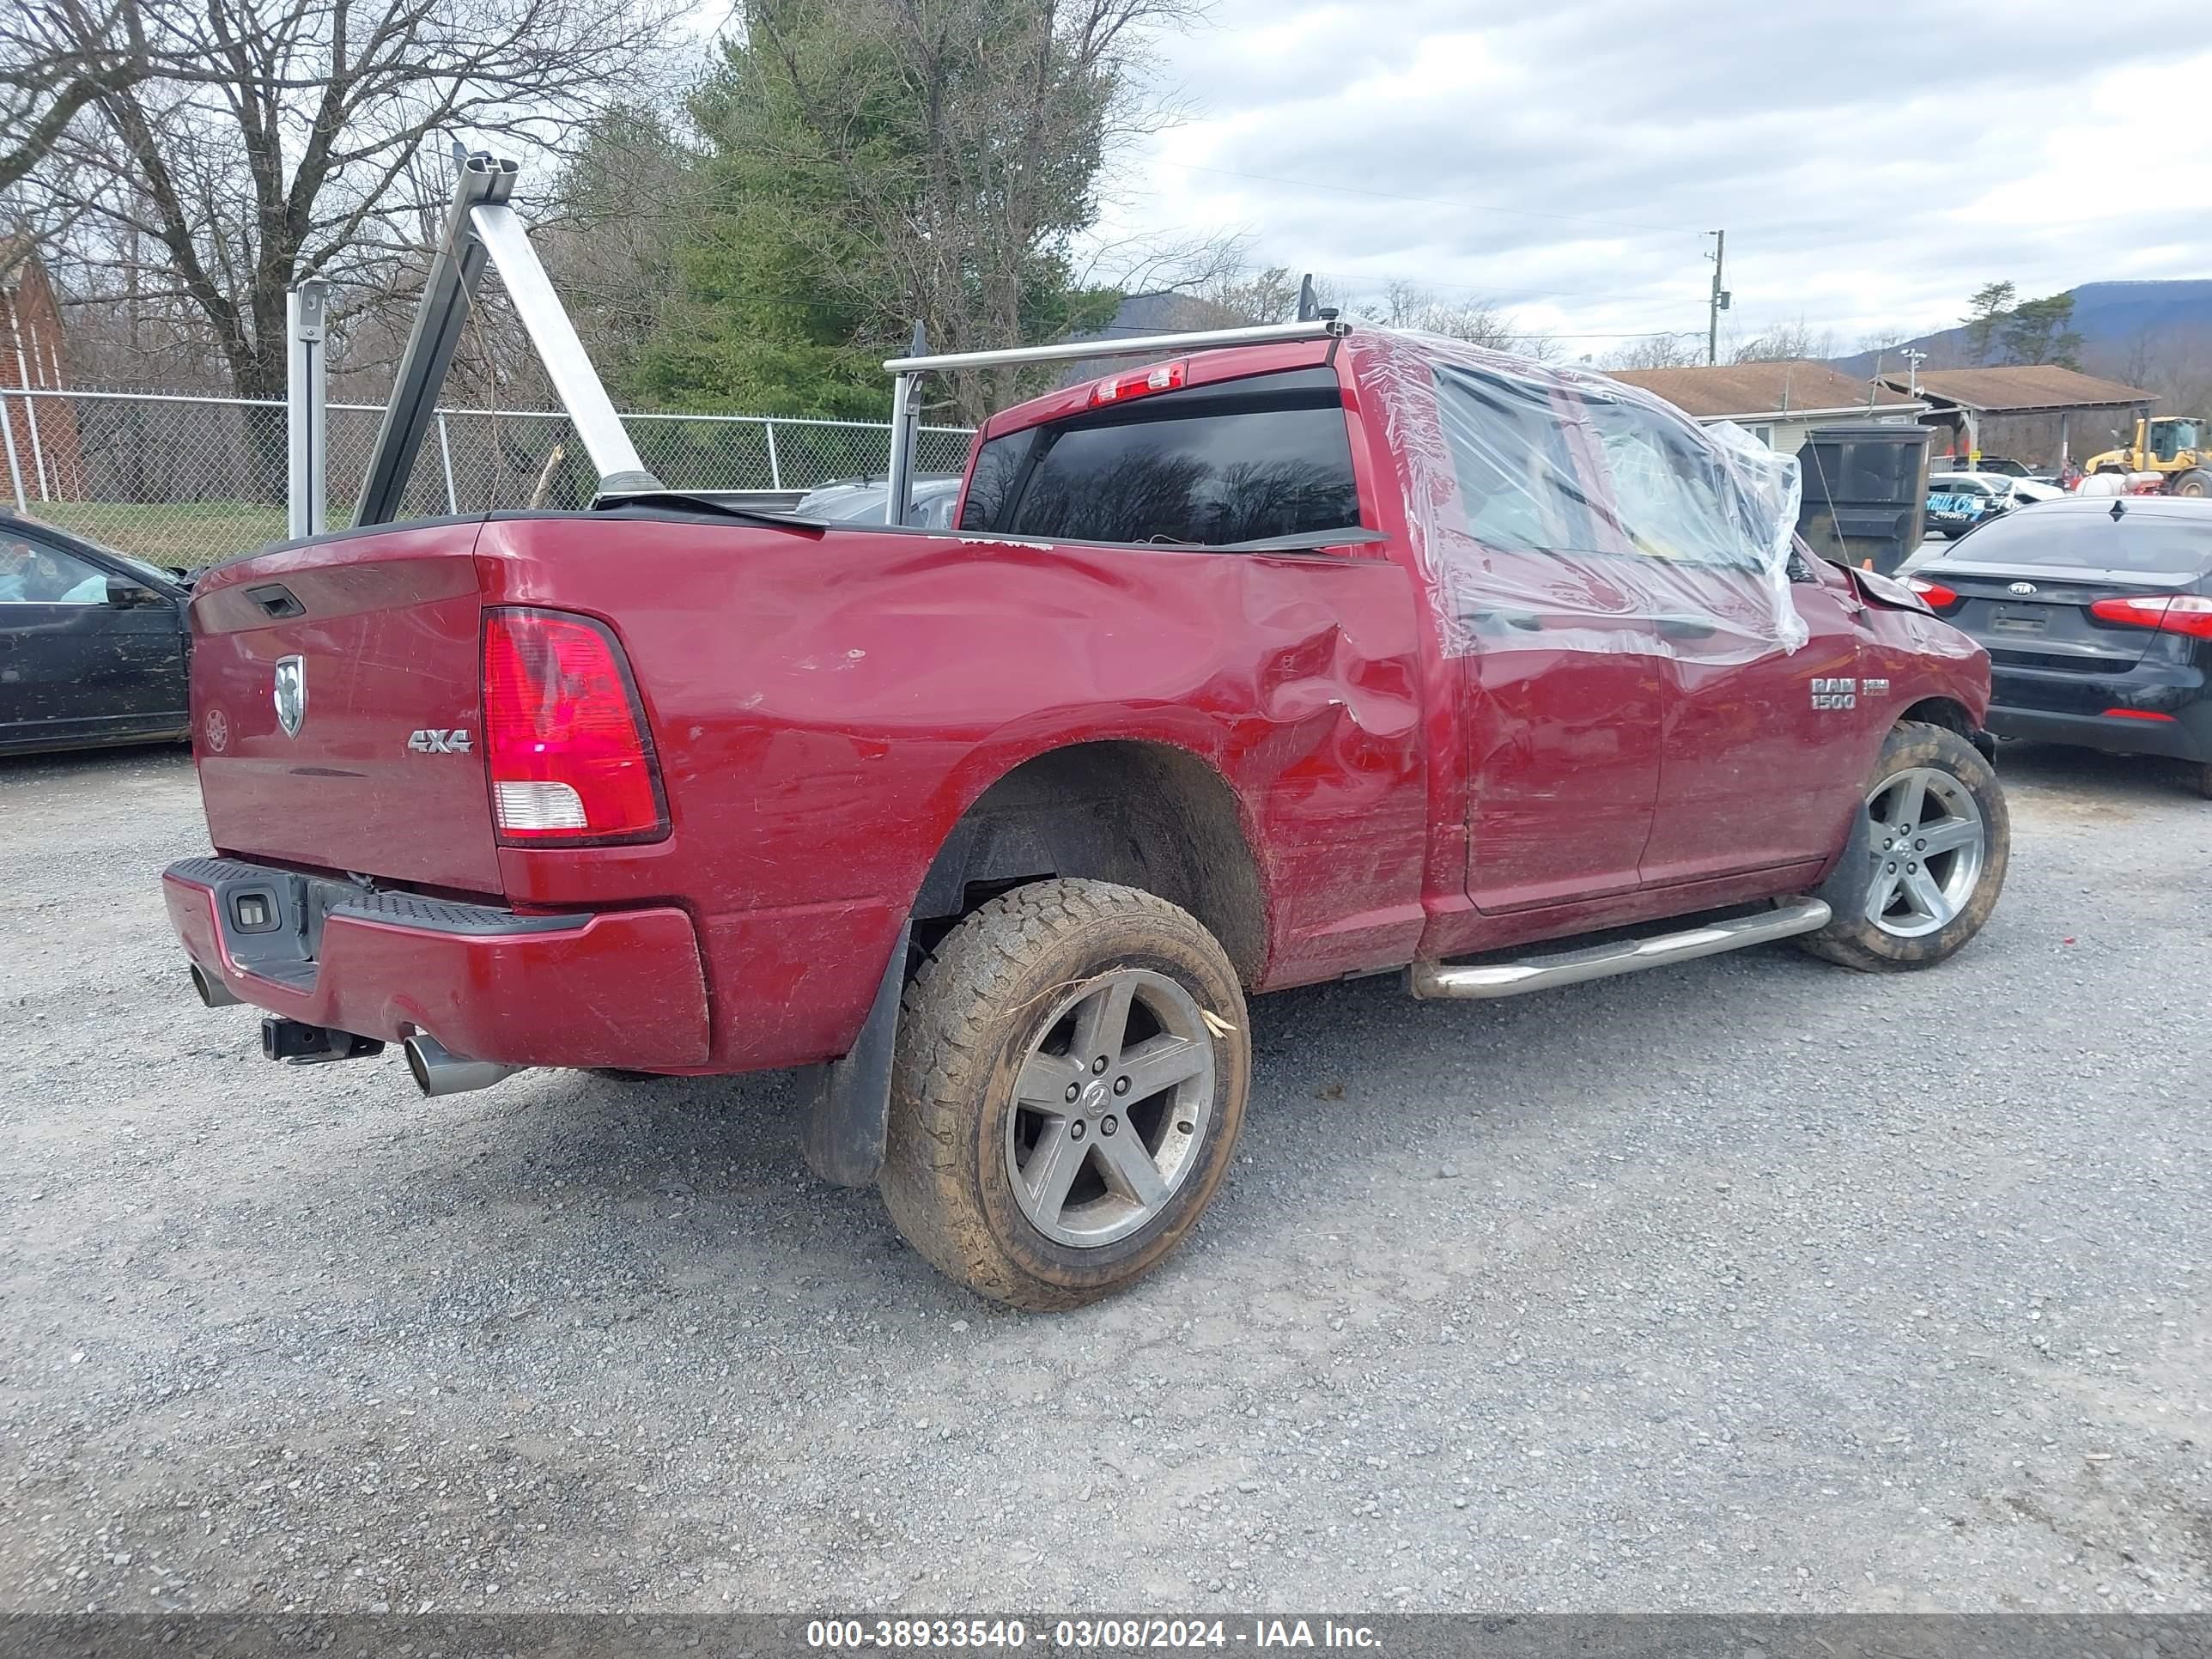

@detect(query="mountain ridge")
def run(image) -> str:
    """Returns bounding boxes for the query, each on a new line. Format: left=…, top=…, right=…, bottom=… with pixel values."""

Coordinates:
left=1830, top=278, right=2212, bottom=382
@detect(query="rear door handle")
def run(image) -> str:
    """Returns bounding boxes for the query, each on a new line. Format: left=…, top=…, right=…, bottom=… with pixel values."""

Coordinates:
left=1654, top=614, right=1718, bottom=641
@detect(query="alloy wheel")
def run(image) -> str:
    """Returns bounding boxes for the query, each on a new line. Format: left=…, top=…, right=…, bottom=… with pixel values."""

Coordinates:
left=1004, top=968, right=1215, bottom=1249
left=1863, top=766, right=1986, bottom=938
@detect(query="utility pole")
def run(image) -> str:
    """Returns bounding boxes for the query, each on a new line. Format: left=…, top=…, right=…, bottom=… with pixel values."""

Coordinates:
left=1705, top=230, right=1729, bottom=367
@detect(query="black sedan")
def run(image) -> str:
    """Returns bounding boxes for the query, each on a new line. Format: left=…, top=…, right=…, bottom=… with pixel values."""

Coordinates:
left=0, top=514, right=192, bottom=757
left=1908, top=496, right=2212, bottom=797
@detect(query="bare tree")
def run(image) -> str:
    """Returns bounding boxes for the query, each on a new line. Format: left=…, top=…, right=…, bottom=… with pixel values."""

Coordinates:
left=1603, top=334, right=1705, bottom=369
left=2087, top=327, right=2212, bottom=420
left=1853, top=325, right=1917, bottom=357
left=0, top=0, right=164, bottom=198
left=1194, top=263, right=1307, bottom=326
left=1730, top=316, right=1834, bottom=363
left=1352, top=279, right=1542, bottom=352
left=15, top=0, right=684, bottom=421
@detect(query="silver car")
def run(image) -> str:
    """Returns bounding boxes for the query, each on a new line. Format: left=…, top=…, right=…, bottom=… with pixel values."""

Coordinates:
left=794, top=475, right=962, bottom=529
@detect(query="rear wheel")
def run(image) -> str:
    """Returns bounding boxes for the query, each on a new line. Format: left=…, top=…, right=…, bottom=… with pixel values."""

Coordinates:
left=2189, top=762, right=2212, bottom=800
left=2172, top=469, right=2212, bottom=499
left=880, top=878, right=1249, bottom=1310
left=1801, top=722, right=2009, bottom=972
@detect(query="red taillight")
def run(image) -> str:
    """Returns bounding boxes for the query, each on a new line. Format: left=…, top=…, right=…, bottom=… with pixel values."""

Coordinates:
left=481, top=607, right=667, bottom=845
left=2102, top=708, right=2176, bottom=721
left=1089, top=360, right=1186, bottom=406
left=1906, top=576, right=1959, bottom=609
left=2090, top=593, right=2212, bottom=639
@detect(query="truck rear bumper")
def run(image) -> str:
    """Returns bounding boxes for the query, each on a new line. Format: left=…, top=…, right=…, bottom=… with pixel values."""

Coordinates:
left=162, top=856, right=710, bottom=1071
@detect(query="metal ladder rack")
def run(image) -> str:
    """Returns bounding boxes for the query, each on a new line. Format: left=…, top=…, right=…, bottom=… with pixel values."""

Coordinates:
left=358, top=149, right=1352, bottom=528
left=354, top=149, right=662, bottom=528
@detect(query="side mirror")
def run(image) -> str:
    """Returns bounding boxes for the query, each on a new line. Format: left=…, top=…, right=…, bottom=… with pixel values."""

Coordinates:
left=105, top=576, right=162, bottom=608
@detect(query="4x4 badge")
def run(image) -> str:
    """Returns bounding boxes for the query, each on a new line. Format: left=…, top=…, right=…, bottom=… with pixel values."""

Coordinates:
left=407, top=728, right=472, bottom=754
left=273, top=655, right=306, bottom=738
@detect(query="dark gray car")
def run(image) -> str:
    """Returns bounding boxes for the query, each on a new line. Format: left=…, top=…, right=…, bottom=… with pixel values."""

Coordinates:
left=1908, top=497, right=2212, bottom=797
left=0, top=514, right=192, bottom=756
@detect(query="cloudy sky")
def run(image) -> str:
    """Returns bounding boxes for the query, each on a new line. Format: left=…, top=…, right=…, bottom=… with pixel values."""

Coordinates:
left=1092, top=0, right=2212, bottom=358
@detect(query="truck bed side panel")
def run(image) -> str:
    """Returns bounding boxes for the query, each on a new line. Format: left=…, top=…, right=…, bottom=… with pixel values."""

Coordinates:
left=474, top=514, right=1430, bottom=1071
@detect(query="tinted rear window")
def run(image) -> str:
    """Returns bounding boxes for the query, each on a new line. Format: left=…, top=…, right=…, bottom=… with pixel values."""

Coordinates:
left=958, top=366, right=1360, bottom=546
left=1950, top=510, right=2212, bottom=574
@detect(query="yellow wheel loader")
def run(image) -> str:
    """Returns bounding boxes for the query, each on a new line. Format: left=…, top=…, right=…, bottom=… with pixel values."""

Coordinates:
left=2081, top=416, right=2212, bottom=495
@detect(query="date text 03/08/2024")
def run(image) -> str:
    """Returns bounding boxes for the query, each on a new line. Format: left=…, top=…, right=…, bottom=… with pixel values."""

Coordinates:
left=803, top=1619, right=1382, bottom=1649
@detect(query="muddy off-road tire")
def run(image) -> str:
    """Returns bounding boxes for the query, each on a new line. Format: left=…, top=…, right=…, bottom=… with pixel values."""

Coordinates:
left=879, top=878, right=1250, bottom=1311
left=1801, top=721, right=2009, bottom=972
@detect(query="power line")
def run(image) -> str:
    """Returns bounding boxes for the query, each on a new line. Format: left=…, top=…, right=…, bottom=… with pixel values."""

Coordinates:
left=1521, top=328, right=1707, bottom=340
left=1301, top=268, right=1698, bottom=307
left=1075, top=314, right=1702, bottom=342
left=1146, top=158, right=1695, bottom=238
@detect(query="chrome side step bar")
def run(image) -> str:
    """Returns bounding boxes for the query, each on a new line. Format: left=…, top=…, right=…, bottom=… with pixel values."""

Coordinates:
left=1407, top=898, right=1832, bottom=1000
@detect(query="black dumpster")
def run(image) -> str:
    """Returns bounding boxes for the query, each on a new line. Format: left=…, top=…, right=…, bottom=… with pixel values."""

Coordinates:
left=1795, top=423, right=1931, bottom=576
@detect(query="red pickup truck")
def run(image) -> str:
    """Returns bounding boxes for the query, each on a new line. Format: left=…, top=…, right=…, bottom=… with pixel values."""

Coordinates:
left=164, top=325, right=2008, bottom=1310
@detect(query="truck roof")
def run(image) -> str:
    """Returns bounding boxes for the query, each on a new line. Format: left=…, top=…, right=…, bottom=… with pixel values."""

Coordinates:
left=981, top=337, right=1345, bottom=442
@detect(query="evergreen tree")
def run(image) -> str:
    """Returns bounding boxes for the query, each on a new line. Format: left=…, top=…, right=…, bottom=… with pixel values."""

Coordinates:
left=632, top=0, right=1167, bottom=422
left=1961, top=281, right=2016, bottom=364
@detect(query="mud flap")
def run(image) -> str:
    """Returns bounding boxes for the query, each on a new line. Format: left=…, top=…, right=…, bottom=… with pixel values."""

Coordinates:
left=800, top=920, right=910, bottom=1188
left=1808, top=795, right=1872, bottom=916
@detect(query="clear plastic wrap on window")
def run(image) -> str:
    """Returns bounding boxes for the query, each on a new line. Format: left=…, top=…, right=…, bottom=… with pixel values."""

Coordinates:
left=1345, top=331, right=1809, bottom=663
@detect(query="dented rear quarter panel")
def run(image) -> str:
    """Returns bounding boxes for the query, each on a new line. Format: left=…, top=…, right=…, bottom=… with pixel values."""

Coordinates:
left=472, top=513, right=1431, bottom=1073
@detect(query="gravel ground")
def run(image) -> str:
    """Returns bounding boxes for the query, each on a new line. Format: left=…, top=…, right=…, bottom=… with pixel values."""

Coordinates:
left=2, top=741, right=2208, bottom=1615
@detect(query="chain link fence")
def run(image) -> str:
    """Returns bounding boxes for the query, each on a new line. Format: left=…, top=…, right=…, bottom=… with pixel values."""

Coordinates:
left=0, top=387, right=975, bottom=568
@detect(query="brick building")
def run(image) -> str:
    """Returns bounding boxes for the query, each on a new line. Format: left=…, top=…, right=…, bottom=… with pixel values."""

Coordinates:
left=0, top=241, right=87, bottom=502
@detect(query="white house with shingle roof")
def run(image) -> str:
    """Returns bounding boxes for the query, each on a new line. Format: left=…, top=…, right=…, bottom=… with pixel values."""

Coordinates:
left=1604, top=360, right=1927, bottom=454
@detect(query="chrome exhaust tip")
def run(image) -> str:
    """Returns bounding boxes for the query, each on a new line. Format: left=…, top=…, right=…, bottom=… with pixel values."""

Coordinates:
left=403, top=1033, right=520, bottom=1098
left=190, top=962, right=241, bottom=1007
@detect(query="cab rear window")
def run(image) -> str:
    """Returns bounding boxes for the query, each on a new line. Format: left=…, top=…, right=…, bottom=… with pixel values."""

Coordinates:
left=958, top=366, right=1360, bottom=547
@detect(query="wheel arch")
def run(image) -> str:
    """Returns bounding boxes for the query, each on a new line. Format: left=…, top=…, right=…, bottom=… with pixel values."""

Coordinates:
left=1897, top=696, right=1977, bottom=739
left=909, top=738, right=1270, bottom=986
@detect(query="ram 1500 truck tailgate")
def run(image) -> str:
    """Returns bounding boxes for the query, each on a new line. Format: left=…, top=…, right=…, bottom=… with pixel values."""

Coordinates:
left=187, top=522, right=503, bottom=896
